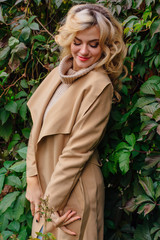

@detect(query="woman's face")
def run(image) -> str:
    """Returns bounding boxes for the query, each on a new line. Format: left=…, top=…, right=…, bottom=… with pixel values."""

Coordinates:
left=71, top=26, right=102, bottom=71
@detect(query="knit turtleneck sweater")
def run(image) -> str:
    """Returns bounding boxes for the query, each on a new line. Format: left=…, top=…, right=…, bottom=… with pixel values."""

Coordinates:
left=43, top=55, right=98, bottom=119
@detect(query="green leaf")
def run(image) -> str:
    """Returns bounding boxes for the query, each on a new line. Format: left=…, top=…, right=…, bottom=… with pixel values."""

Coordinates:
left=19, top=101, right=27, bottom=120
left=18, top=227, right=28, bottom=240
left=15, top=91, right=27, bottom=99
left=9, top=160, right=26, bottom=172
left=124, top=198, right=137, bottom=212
left=0, top=5, right=5, bottom=23
left=0, top=191, right=20, bottom=214
left=0, top=174, right=5, bottom=194
left=125, top=133, right=136, bottom=147
left=139, top=177, right=155, bottom=198
left=8, top=221, right=20, bottom=232
left=136, top=194, right=153, bottom=205
left=0, top=120, right=12, bottom=141
left=0, top=46, right=10, bottom=61
left=22, top=128, right=30, bottom=139
left=32, top=34, right=46, bottom=42
left=11, top=42, right=27, bottom=59
left=5, top=175, right=22, bottom=189
left=150, top=19, right=160, bottom=37
left=135, top=97, right=155, bottom=108
left=28, top=15, right=37, bottom=24
left=14, top=192, right=26, bottom=220
left=21, top=171, right=26, bottom=188
left=8, top=133, right=21, bottom=150
left=19, top=19, right=28, bottom=28
left=3, top=161, right=15, bottom=169
left=4, top=101, right=18, bottom=113
left=153, top=108, right=160, bottom=121
left=155, top=184, right=160, bottom=199
left=17, top=146, right=28, bottom=159
left=29, top=22, right=39, bottom=30
left=1, top=230, right=13, bottom=240
left=138, top=202, right=155, bottom=216
left=8, top=36, right=19, bottom=49
left=0, top=214, right=9, bottom=232
left=20, top=79, right=28, bottom=88
left=21, top=26, right=31, bottom=41
left=0, top=109, right=10, bottom=125
left=33, top=0, right=41, bottom=5
left=119, top=151, right=131, bottom=174
left=134, top=223, right=152, bottom=240
left=116, top=142, right=133, bottom=151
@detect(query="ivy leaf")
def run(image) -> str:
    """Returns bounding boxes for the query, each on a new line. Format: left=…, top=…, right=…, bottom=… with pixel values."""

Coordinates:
left=1, top=231, right=13, bottom=240
left=0, top=46, right=10, bottom=61
left=136, top=194, right=153, bottom=205
left=139, top=177, right=155, bottom=199
left=29, top=22, right=39, bottom=30
left=21, top=26, right=31, bottom=41
left=4, top=101, right=18, bottom=113
left=155, top=184, right=160, bottom=199
left=0, top=120, right=12, bottom=141
left=125, top=133, right=136, bottom=147
left=33, top=0, right=41, bottom=5
left=119, top=151, right=131, bottom=174
left=5, top=175, right=22, bottom=189
left=0, top=6, right=5, bottom=23
left=9, top=160, right=26, bottom=172
left=116, top=142, right=132, bottom=151
left=0, top=174, right=5, bottom=194
left=0, top=191, right=20, bottom=214
left=16, top=147, right=27, bottom=159
left=8, top=36, right=19, bottom=49
left=18, top=227, right=28, bottom=240
left=13, top=192, right=26, bottom=220
left=138, top=202, right=155, bottom=216
left=19, top=101, right=27, bottom=120
left=150, top=19, right=160, bottom=37
left=124, top=198, right=137, bottom=212
left=8, top=221, right=20, bottom=232
left=0, top=109, right=10, bottom=125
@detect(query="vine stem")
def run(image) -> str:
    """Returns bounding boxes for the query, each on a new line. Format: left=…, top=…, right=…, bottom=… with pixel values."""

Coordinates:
left=35, top=18, right=55, bottom=39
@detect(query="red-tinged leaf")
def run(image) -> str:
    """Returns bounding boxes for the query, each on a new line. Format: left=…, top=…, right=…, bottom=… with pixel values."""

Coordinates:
left=144, top=155, right=160, bottom=170
left=139, top=177, right=155, bottom=199
left=157, top=124, right=160, bottom=135
left=136, top=194, right=153, bottom=205
left=138, top=202, right=155, bottom=215
left=124, top=198, right=137, bottom=212
left=9, top=54, right=20, bottom=71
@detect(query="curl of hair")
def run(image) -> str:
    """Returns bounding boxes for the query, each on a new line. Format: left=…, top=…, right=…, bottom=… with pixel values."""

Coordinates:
left=55, top=4, right=127, bottom=92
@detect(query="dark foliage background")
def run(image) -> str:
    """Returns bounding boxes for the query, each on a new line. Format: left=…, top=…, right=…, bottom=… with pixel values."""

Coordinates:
left=0, top=0, right=160, bottom=239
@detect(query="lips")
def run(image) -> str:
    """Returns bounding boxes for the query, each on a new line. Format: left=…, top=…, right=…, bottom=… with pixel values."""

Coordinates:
left=78, top=56, right=90, bottom=61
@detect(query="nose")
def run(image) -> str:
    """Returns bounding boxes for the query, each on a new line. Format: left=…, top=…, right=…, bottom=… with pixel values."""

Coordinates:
left=80, top=44, right=89, bottom=56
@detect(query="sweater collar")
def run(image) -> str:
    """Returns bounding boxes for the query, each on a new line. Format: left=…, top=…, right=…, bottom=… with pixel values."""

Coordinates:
left=59, top=55, right=98, bottom=84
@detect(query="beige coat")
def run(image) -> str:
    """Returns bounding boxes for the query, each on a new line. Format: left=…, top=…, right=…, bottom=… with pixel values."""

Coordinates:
left=27, top=66, right=113, bottom=240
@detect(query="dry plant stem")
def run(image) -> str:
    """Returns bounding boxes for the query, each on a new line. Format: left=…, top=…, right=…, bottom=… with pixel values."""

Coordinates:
left=36, top=18, right=55, bottom=39
left=0, top=74, right=25, bottom=99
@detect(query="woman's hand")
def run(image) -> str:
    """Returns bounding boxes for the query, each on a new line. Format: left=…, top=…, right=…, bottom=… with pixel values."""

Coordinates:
left=26, top=175, right=43, bottom=222
left=52, top=210, right=81, bottom=236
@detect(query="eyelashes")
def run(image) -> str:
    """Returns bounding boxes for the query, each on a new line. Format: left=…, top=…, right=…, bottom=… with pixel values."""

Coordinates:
left=73, top=41, right=99, bottom=48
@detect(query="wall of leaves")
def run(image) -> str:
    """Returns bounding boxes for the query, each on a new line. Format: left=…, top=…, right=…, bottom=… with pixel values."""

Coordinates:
left=0, top=0, right=160, bottom=239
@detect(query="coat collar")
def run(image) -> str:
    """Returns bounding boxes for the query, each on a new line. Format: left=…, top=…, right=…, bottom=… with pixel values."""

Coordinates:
left=27, top=66, right=111, bottom=144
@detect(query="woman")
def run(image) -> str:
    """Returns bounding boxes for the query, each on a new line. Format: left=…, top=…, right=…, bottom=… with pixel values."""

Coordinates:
left=26, top=4, right=126, bottom=240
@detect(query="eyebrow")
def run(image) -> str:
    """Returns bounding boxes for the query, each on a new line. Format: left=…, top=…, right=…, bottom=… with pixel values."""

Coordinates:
left=75, top=37, right=99, bottom=42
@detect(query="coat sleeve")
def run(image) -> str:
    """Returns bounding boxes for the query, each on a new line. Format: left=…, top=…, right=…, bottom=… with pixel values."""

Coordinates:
left=26, top=128, right=38, bottom=177
left=44, top=83, right=113, bottom=211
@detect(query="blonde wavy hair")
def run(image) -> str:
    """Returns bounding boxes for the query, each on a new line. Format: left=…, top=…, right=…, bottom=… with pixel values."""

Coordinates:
left=55, top=4, right=127, bottom=90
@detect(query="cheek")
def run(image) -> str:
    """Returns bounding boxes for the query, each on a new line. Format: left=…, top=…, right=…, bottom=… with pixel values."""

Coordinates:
left=93, top=48, right=102, bottom=58
left=71, top=44, right=78, bottom=56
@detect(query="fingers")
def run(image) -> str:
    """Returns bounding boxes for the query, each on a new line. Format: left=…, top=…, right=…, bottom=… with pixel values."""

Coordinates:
left=60, top=226, right=76, bottom=236
left=63, top=215, right=81, bottom=226
left=30, top=202, right=35, bottom=216
left=35, top=204, right=40, bottom=222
